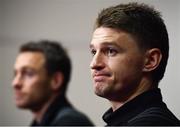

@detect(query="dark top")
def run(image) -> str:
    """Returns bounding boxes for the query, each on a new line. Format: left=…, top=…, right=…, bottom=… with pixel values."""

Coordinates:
left=31, top=95, right=93, bottom=126
left=103, top=88, right=180, bottom=126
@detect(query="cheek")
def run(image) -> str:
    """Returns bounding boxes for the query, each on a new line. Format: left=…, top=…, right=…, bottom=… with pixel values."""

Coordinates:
left=24, top=77, right=44, bottom=91
left=108, top=57, right=130, bottom=75
left=110, top=57, right=142, bottom=83
left=23, top=81, right=38, bottom=97
left=26, top=79, right=50, bottom=99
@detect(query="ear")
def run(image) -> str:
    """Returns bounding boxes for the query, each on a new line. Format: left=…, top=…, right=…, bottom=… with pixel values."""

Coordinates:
left=143, top=48, right=162, bottom=72
left=50, top=72, right=64, bottom=91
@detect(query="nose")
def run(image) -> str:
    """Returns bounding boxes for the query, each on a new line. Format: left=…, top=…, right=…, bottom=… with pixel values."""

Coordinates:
left=12, top=74, right=22, bottom=89
left=90, top=52, right=105, bottom=71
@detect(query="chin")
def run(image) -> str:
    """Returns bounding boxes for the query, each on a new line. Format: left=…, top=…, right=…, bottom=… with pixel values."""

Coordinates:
left=94, top=87, right=106, bottom=98
left=95, top=92, right=104, bottom=98
left=15, top=100, right=28, bottom=109
left=16, top=104, right=26, bottom=109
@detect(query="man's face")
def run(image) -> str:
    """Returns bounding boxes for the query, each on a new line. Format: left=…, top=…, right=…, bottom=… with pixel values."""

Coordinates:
left=12, top=52, right=52, bottom=110
left=90, top=27, right=145, bottom=101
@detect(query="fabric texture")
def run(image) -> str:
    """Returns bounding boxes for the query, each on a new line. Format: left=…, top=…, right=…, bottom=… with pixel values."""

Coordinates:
left=31, top=95, right=93, bottom=126
left=103, top=88, right=180, bottom=126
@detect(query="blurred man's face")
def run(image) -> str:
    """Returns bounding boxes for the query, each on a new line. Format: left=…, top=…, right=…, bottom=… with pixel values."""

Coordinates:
left=90, top=27, right=145, bottom=101
left=12, top=52, right=52, bottom=111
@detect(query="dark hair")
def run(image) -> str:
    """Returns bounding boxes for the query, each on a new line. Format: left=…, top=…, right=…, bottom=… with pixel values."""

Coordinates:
left=95, top=2, right=169, bottom=84
left=20, top=40, right=71, bottom=95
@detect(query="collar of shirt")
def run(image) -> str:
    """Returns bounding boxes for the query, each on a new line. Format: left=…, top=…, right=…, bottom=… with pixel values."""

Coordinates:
left=31, top=95, right=71, bottom=126
left=102, top=88, right=163, bottom=125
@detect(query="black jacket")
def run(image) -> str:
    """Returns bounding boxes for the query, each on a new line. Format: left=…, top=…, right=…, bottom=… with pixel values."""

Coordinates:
left=103, top=88, right=180, bottom=126
left=31, top=95, right=93, bottom=126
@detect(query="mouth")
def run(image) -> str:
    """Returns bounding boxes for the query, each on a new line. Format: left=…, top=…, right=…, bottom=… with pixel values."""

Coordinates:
left=14, top=91, right=24, bottom=100
left=93, top=72, right=111, bottom=82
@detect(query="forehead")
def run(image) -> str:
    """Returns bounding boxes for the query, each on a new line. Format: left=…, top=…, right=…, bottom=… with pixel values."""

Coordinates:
left=92, top=27, right=121, bottom=40
left=15, top=52, right=45, bottom=70
left=90, top=27, right=138, bottom=48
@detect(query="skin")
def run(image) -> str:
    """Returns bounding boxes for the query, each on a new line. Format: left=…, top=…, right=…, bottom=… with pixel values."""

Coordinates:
left=90, top=27, right=159, bottom=111
left=12, top=52, right=56, bottom=122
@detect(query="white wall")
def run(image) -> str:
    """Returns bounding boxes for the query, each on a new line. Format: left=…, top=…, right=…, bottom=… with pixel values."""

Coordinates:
left=0, top=0, right=179, bottom=125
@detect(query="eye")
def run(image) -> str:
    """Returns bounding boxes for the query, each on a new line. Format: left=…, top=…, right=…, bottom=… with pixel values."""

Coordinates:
left=90, top=48, right=96, bottom=56
left=22, top=69, right=35, bottom=78
left=106, top=47, right=118, bottom=57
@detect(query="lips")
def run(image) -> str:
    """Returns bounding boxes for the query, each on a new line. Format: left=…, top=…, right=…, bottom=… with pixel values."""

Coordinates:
left=93, top=72, right=111, bottom=82
left=14, top=90, right=24, bottom=100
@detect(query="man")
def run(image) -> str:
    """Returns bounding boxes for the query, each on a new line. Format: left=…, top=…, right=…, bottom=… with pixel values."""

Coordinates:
left=90, top=2, right=180, bottom=126
left=12, top=40, right=93, bottom=126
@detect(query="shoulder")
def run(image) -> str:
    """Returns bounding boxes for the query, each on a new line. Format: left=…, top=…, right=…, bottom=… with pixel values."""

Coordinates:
left=128, top=107, right=180, bottom=126
left=52, top=106, right=93, bottom=126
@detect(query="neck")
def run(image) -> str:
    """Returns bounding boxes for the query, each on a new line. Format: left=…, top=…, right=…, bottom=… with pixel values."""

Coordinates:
left=32, top=94, right=58, bottom=123
left=110, top=77, right=155, bottom=111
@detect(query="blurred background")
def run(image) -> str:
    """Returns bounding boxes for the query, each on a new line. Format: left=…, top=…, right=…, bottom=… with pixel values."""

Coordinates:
left=0, top=0, right=179, bottom=125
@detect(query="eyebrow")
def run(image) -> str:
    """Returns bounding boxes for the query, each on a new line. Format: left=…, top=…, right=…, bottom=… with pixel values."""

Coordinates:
left=90, top=42, right=119, bottom=48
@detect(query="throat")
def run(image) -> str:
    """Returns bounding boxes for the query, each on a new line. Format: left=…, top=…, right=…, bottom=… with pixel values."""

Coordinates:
left=110, top=78, right=154, bottom=112
left=32, top=95, right=57, bottom=123
left=32, top=102, right=50, bottom=123
left=110, top=101, right=124, bottom=111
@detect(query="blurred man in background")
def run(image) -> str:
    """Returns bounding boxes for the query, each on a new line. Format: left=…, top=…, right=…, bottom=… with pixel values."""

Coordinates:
left=12, top=40, right=93, bottom=126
